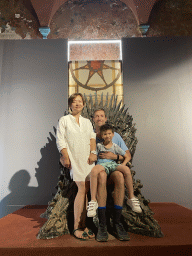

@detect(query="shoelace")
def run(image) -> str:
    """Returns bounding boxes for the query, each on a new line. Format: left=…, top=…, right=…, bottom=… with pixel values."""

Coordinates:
left=99, top=225, right=107, bottom=231
left=131, top=198, right=140, bottom=206
left=116, top=223, right=124, bottom=232
left=87, top=201, right=97, bottom=211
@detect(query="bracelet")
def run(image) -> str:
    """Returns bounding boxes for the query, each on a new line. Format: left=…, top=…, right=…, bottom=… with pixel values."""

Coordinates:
left=116, top=154, right=119, bottom=162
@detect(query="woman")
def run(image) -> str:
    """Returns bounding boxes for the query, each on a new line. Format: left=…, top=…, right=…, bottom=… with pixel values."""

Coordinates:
left=56, top=93, right=97, bottom=240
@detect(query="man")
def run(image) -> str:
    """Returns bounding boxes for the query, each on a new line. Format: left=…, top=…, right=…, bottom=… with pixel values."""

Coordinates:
left=92, top=108, right=132, bottom=241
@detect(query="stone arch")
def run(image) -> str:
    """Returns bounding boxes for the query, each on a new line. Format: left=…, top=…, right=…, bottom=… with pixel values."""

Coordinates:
left=30, top=0, right=67, bottom=27
left=121, top=0, right=160, bottom=24
left=30, top=0, right=160, bottom=27
left=121, top=0, right=139, bottom=24
left=48, top=0, right=141, bottom=39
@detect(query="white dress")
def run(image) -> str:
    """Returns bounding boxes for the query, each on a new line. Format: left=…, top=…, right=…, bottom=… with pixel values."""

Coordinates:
left=56, top=114, right=96, bottom=181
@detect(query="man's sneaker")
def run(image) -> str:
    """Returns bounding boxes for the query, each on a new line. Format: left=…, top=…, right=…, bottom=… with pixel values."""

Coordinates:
left=127, top=197, right=142, bottom=213
left=113, top=223, right=130, bottom=241
left=87, top=200, right=98, bottom=217
left=96, top=224, right=108, bottom=242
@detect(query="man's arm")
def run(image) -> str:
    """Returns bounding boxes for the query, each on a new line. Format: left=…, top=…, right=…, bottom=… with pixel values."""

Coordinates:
left=125, top=150, right=131, bottom=162
left=98, top=149, right=131, bottom=162
left=98, top=151, right=123, bottom=161
left=114, top=132, right=131, bottom=162
left=121, top=151, right=131, bottom=166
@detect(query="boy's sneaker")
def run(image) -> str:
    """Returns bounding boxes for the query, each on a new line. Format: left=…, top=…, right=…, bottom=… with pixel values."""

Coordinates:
left=96, top=224, right=108, bottom=242
left=113, top=223, right=130, bottom=241
left=127, top=197, right=142, bottom=213
left=87, top=200, right=98, bottom=217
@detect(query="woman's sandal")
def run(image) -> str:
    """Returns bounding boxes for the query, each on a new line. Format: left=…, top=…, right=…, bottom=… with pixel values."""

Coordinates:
left=84, top=228, right=95, bottom=239
left=72, top=229, right=89, bottom=241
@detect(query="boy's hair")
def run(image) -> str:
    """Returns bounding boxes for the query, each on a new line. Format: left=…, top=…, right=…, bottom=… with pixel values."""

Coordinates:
left=68, top=93, right=85, bottom=107
left=100, top=124, right=114, bottom=134
left=93, top=108, right=106, bottom=117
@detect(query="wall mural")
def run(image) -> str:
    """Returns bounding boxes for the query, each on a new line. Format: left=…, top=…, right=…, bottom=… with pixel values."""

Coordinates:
left=68, top=60, right=123, bottom=105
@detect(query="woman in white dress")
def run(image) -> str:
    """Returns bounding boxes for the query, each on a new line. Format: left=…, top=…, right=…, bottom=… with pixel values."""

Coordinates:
left=56, top=93, right=97, bottom=240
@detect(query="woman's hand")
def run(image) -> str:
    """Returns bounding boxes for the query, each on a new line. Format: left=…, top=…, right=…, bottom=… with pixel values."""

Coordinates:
left=87, top=153, right=97, bottom=165
left=60, top=155, right=71, bottom=169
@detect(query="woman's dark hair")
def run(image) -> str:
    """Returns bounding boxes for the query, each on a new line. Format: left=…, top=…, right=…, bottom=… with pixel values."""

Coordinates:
left=100, top=124, right=114, bottom=134
left=68, top=93, right=85, bottom=107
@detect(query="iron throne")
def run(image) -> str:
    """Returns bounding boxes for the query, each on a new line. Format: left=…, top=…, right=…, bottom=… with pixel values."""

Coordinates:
left=37, top=94, right=164, bottom=239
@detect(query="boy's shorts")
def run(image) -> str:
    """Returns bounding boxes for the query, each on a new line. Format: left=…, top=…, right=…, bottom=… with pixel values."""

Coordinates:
left=99, top=161, right=120, bottom=176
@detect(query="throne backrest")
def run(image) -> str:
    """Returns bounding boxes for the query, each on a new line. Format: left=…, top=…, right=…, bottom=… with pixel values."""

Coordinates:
left=81, top=93, right=138, bottom=159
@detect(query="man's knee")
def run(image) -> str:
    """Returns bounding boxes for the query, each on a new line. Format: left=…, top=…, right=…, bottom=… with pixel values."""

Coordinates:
left=110, top=171, right=125, bottom=187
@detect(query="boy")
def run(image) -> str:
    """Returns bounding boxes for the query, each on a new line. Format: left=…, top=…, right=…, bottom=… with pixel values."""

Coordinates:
left=87, top=124, right=142, bottom=218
